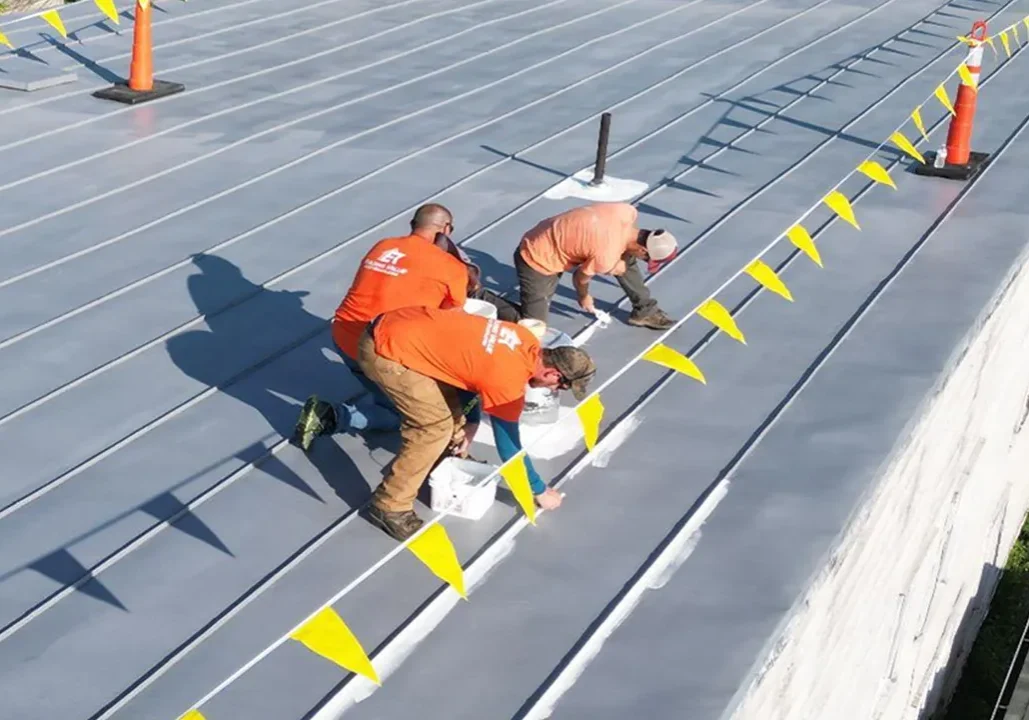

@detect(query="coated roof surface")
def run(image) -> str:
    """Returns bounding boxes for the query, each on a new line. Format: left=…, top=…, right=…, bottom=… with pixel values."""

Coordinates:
left=1, top=0, right=1028, bottom=718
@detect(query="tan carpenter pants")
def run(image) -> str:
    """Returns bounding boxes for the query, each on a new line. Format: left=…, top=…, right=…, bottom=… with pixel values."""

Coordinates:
left=357, top=329, right=465, bottom=512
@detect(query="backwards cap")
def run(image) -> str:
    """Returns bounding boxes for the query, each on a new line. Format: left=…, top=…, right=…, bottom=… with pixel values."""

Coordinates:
left=642, top=229, right=678, bottom=273
left=545, top=345, right=596, bottom=401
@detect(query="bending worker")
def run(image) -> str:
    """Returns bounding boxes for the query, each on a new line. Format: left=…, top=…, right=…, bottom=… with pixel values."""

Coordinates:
left=514, top=201, right=679, bottom=330
left=294, top=203, right=482, bottom=447
left=356, top=306, right=596, bottom=541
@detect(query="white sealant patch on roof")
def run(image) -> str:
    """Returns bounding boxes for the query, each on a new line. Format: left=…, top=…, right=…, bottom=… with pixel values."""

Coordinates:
left=543, top=169, right=649, bottom=202
left=316, top=403, right=651, bottom=718
left=475, top=406, right=585, bottom=460
left=522, top=480, right=731, bottom=720
left=472, top=400, right=635, bottom=465
left=589, top=413, right=641, bottom=469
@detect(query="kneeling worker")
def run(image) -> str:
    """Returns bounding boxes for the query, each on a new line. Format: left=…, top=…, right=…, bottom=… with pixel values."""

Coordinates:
left=515, top=201, right=679, bottom=329
left=357, top=306, right=596, bottom=541
left=294, top=203, right=481, bottom=445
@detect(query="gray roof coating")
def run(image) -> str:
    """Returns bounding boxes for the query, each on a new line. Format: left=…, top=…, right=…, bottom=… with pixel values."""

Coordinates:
left=0, top=0, right=1027, bottom=718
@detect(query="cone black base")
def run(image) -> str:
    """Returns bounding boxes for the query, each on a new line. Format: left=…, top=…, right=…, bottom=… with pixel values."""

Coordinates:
left=913, top=150, right=991, bottom=181
left=93, top=79, right=185, bottom=105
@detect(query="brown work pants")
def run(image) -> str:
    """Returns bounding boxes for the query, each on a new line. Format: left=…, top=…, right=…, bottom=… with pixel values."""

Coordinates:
left=357, top=329, right=465, bottom=513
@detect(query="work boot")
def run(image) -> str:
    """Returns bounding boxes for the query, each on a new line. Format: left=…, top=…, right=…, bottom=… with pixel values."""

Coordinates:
left=627, top=306, right=675, bottom=330
left=366, top=504, right=424, bottom=541
left=292, top=395, right=337, bottom=451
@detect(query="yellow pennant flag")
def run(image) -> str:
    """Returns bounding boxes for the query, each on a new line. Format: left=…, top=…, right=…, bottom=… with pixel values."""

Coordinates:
left=698, top=298, right=745, bottom=344
left=407, top=524, right=466, bottom=598
left=857, top=160, right=896, bottom=190
left=577, top=394, right=604, bottom=452
left=786, top=224, right=823, bottom=267
left=643, top=343, right=706, bottom=384
left=956, top=35, right=973, bottom=45
left=1000, top=31, right=1012, bottom=56
left=94, top=0, right=120, bottom=24
left=1024, top=18, right=1029, bottom=36
left=291, top=608, right=380, bottom=685
left=745, top=259, right=793, bottom=301
left=499, top=455, right=536, bottom=524
left=1014, top=23, right=1020, bottom=43
left=911, top=107, right=929, bottom=142
left=934, top=85, right=955, bottom=115
left=824, top=190, right=860, bottom=230
left=957, top=64, right=977, bottom=91
left=40, top=9, right=67, bottom=38
left=0, top=29, right=11, bottom=49
left=891, top=131, right=925, bottom=164
left=986, top=35, right=997, bottom=55
left=178, top=712, right=206, bottom=720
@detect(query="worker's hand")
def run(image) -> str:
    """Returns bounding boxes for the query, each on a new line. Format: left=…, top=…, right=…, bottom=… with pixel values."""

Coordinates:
left=448, top=426, right=466, bottom=455
left=578, top=294, right=596, bottom=315
left=452, top=423, right=478, bottom=457
left=466, top=263, right=482, bottom=294
left=535, top=487, right=563, bottom=511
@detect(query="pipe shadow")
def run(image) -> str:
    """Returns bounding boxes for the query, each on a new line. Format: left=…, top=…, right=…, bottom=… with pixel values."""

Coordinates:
left=480, top=145, right=567, bottom=179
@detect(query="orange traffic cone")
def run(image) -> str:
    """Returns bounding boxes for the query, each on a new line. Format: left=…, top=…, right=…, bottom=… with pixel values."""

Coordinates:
left=915, top=21, right=991, bottom=180
left=128, top=0, right=153, bottom=92
left=94, top=0, right=184, bottom=104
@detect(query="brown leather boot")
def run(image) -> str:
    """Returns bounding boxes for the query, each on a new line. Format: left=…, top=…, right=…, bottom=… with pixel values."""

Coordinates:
left=366, top=503, right=424, bottom=541
left=627, top=306, right=675, bottom=330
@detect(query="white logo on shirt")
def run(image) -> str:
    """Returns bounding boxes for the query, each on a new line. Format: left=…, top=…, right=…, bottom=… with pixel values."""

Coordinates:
left=497, top=327, right=521, bottom=351
left=363, top=247, right=408, bottom=277
left=481, top=318, right=522, bottom=354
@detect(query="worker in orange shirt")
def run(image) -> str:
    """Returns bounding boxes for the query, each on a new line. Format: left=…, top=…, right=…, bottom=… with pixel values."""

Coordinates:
left=294, top=203, right=482, bottom=446
left=515, top=202, right=678, bottom=330
left=433, top=231, right=523, bottom=322
left=355, top=306, right=596, bottom=541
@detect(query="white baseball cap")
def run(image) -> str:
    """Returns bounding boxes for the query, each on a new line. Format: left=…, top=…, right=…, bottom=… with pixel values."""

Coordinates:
left=643, top=229, right=678, bottom=272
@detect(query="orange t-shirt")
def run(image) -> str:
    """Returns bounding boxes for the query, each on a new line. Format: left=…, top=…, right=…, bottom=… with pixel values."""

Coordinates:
left=372, top=307, right=540, bottom=423
left=518, top=202, right=638, bottom=276
left=332, top=235, right=469, bottom=359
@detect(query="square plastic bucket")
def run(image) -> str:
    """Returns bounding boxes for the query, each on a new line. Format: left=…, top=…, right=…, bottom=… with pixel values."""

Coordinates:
left=428, top=457, right=498, bottom=520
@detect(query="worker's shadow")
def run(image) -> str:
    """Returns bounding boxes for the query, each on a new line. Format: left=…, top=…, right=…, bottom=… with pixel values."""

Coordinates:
left=166, top=254, right=396, bottom=510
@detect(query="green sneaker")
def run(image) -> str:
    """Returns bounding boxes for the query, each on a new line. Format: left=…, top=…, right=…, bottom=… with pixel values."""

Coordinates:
left=293, top=395, right=337, bottom=451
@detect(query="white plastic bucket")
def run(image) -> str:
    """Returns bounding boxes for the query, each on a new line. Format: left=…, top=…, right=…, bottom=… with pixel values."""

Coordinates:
left=541, top=327, right=574, bottom=349
left=521, top=326, right=573, bottom=426
left=463, top=298, right=497, bottom=319
left=428, top=457, right=498, bottom=520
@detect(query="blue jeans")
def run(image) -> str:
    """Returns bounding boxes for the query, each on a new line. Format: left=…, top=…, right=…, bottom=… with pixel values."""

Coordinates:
left=336, top=353, right=481, bottom=432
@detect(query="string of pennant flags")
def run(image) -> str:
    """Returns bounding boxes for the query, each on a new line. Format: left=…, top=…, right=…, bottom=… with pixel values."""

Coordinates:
left=172, top=16, right=1028, bottom=720
left=0, top=0, right=180, bottom=48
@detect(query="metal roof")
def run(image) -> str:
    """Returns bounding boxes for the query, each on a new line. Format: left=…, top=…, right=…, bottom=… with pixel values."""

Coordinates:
left=1, top=0, right=1028, bottom=718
